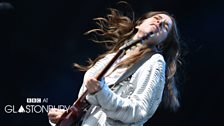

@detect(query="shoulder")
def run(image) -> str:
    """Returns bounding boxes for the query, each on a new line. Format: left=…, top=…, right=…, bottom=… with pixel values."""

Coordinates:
left=100, top=53, right=116, bottom=61
left=95, top=53, right=116, bottom=64
left=105, top=53, right=116, bottom=59
left=145, top=53, right=166, bottom=66
left=137, top=53, right=166, bottom=73
left=134, top=53, right=166, bottom=74
left=131, top=53, right=166, bottom=84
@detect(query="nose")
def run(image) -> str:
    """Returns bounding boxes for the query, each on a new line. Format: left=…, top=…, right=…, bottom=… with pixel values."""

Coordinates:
left=156, top=20, right=163, bottom=27
left=156, top=20, right=165, bottom=27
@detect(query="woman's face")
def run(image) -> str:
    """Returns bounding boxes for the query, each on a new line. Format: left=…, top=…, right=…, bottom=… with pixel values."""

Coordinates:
left=133, top=13, right=173, bottom=45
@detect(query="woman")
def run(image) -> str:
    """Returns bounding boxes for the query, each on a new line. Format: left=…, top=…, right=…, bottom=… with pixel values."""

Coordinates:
left=48, top=7, right=181, bottom=126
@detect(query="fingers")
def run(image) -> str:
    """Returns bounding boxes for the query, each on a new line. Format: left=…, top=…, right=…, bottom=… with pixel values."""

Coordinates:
left=48, top=108, right=65, bottom=124
left=48, top=108, right=65, bottom=116
left=85, top=78, right=102, bottom=94
left=49, top=115, right=60, bottom=124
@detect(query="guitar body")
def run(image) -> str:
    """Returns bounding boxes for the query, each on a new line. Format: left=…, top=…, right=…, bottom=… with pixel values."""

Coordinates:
left=56, top=99, right=90, bottom=126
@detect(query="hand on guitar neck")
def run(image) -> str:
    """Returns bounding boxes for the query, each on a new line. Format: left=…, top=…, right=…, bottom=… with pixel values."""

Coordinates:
left=84, top=77, right=103, bottom=94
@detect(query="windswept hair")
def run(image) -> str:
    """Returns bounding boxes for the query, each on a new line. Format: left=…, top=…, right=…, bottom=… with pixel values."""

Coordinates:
left=74, top=7, right=182, bottom=112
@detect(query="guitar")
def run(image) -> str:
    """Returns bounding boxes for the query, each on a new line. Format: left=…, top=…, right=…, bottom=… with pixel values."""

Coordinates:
left=55, top=34, right=152, bottom=126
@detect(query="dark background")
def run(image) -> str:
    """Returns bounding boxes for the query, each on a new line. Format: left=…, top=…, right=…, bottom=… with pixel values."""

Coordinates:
left=1, top=0, right=224, bottom=125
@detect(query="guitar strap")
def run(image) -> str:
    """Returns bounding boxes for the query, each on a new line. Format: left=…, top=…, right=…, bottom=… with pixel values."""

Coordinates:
left=111, top=51, right=158, bottom=88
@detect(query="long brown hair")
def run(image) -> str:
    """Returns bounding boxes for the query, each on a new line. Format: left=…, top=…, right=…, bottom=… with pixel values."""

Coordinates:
left=74, top=8, right=181, bottom=111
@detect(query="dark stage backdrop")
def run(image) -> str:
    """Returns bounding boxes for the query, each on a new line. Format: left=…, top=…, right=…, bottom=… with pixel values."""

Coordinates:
left=1, top=0, right=224, bottom=126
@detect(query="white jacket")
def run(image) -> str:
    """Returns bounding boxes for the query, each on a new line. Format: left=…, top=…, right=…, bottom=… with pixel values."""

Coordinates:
left=78, top=53, right=166, bottom=126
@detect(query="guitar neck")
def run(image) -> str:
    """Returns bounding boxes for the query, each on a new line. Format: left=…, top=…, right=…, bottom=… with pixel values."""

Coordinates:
left=73, top=36, right=149, bottom=104
left=73, top=49, right=124, bottom=105
left=55, top=36, right=150, bottom=126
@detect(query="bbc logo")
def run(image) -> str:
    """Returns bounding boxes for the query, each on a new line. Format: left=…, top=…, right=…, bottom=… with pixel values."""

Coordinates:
left=27, top=98, right=41, bottom=103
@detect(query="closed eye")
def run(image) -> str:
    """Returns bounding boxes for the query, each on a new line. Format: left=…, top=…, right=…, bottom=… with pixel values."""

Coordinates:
left=164, top=22, right=169, bottom=31
left=161, top=20, right=169, bottom=31
left=153, top=16, right=159, bottom=20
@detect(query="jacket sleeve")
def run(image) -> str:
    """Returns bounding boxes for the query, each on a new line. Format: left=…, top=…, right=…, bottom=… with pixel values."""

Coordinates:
left=78, top=53, right=114, bottom=99
left=48, top=54, right=114, bottom=126
left=89, top=54, right=166, bottom=123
